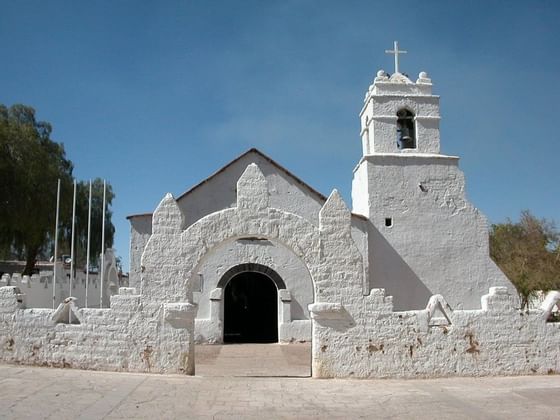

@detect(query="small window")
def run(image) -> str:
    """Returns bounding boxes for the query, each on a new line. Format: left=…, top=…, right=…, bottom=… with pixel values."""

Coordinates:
left=396, top=109, right=416, bottom=149
left=385, top=217, right=393, bottom=227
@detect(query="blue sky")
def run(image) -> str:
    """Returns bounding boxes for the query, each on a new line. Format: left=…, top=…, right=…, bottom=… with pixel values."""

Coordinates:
left=2, top=1, right=559, bottom=271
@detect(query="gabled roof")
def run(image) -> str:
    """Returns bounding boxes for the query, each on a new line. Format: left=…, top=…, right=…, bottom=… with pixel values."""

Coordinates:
left=127, top=148, right=368, bottom=221
left=176, top=148, right=328, bottom=202
left=127, top=148, right=327, bottom=220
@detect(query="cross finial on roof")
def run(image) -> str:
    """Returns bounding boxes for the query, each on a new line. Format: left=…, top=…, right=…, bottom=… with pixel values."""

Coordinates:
left=385, top=41, right=407, bottom=74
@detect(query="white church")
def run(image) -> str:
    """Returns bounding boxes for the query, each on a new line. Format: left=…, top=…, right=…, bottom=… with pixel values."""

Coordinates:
left=1, top=46, right=558, bottom=377
left=127, top=46, right=512, bottom=344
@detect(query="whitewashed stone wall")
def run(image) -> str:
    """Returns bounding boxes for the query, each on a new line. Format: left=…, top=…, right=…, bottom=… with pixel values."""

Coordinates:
left=352, top=155, right=513, bottom=310
left=0, top=284, right=196, bottom=374
left=0, top=249, right=122, bottom=309
left=0, top=286, right=143, bottom=371
left=128, top=217, right=152, bottom=290
left=311, top=287, right=560, bottom=378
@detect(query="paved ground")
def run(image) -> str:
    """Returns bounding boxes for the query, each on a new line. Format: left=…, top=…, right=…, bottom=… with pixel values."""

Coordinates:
left=1, top=343, right=560, bottom=419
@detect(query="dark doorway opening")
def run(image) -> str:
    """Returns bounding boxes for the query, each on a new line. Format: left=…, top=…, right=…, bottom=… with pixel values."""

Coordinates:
left=223, top=272, right=278, bottom=343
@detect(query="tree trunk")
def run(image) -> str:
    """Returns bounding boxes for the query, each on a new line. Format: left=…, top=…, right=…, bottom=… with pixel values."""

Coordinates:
left=22, top=247, right=39, bottom=275
left=520, top=295, right=529, bottom=311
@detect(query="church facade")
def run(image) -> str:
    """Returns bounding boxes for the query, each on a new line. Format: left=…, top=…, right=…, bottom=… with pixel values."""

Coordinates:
left=127, top=67, right=514, bottom=345
left=1, top=56, right=559, bottom=378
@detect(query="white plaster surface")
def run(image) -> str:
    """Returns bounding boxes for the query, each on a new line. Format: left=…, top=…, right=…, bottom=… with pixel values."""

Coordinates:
left=352, top=154, right=513, bottom=310
left=312, top=286, right=560, bottom=378
left=128, top=216, right=152, bottom=290
left=0, top=249, right=122, bottom=309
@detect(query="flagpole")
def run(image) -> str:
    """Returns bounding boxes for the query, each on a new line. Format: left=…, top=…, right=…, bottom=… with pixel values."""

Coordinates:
left=100, top=180, right=106, bottom=308
left=85, top=180, right=92, bottom=308
left=69, top=180, right=77, bottom=322
left=52, top=179, right=61, bottom=309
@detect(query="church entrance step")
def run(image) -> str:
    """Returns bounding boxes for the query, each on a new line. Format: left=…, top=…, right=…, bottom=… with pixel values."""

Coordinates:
left=195, top=343, right=311, bottom=377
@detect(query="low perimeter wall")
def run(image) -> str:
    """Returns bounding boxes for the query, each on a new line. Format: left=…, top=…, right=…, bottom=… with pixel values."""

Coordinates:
left=0, top=285, right=558, bottom=378
left=310, top=287, right=560, bottom=378
left=0, top=287, right=196, bottom=374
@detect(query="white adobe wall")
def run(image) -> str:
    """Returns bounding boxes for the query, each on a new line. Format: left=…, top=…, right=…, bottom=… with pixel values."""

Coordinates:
left=0, top=286, right=171, bottom=373
left=312, top=287, right=560, bottom=378
left=129, top=214, right=367, bottom=326
left=1, top=271, right=106, bottom=309
left=0, top=251, right=121, bottom=309
left=352, top=154, right=513, bottom=310
left=128, top=216, right=152, bottom=290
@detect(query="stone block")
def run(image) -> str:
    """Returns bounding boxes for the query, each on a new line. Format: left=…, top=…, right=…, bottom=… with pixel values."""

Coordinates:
left=279, top=289, right=291, bottom=302
left=209, top=288, right=223, bottom=300
left=119, top=287, right=138, bottom=295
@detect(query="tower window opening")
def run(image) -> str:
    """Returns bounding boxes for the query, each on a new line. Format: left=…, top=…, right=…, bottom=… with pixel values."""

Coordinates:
left=385, top=217, right=393, bottom=227
left=396, top=109, right=416, bottom=149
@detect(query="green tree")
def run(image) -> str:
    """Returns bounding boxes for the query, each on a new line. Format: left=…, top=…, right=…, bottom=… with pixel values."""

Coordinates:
left=0, top=104, right=116, bottom=274
left=0, top=104, right=74, bottom=274
left=490, top=211, right=560, bottom=309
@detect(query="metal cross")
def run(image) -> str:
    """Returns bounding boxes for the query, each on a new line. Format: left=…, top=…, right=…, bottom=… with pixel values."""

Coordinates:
left=385, top=41, right=407, bottom=74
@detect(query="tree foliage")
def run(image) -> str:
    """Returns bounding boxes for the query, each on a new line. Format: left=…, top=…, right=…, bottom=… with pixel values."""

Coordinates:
left=0, top=105, right=74, bottom=273
left=0, top=104, right=115, bottom=274
left=490, top=211, right=560, bottom=309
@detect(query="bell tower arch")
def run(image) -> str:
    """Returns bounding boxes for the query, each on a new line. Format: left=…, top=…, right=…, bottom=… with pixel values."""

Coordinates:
left=359, top=43, right=440, bottom=155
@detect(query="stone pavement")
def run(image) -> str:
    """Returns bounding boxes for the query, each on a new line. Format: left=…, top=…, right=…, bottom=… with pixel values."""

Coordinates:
left=0, top=343, right=559, bottom=419
left=196, top=343, right=311, bottom=377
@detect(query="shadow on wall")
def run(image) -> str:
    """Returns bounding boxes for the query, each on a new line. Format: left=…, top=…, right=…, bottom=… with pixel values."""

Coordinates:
left=368, top=223, right=433, bottom=310
left=291, top=298, right=306, bottom=320
left=313, top=305, right=356, bottom=332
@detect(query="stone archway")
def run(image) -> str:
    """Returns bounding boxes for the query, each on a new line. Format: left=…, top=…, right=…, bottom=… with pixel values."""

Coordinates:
left=141, top=189, right=325, bottom=305
left=139, top=163, right=365, bottom=375
left=218, top=263, right=287, bottom=290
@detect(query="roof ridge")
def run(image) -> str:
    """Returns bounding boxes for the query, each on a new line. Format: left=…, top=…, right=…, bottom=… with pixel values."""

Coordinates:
left=175, top=147, right=327, bottom=202
left=127, top=148, right=367, bottom=221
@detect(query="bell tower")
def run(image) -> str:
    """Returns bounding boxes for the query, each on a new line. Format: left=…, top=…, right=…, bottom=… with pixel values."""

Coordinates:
left=352, top=42, right=513, bottom=310
left=359, top=53, right=441, bottom=155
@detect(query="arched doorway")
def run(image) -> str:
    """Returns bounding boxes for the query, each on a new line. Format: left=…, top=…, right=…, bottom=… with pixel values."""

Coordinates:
left=223, top=271, right=278, bottom=343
